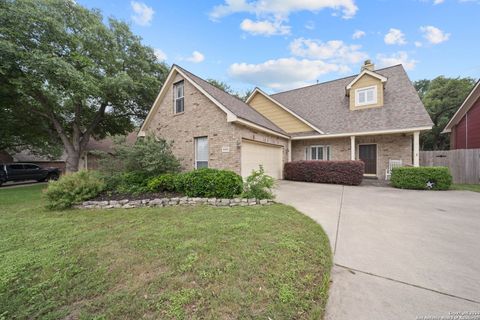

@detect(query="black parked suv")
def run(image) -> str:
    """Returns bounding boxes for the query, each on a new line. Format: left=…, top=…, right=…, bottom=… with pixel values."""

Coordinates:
left=0, top=163, right=60, bottom=186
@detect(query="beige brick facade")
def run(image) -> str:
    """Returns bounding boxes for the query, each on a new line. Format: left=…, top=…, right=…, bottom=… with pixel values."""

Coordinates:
left=292, top=133, right=413, bottom=180
left=144, top=73, right=288, bottom=175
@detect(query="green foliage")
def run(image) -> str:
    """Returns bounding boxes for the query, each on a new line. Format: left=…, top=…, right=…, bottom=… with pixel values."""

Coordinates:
left=0, top=0, right=169, bottom=170
left=44, top=171, right=105, bottom=209
left=104, top=172, right=150, bottom=195
left=206, top=79, right=254, bottom=102
left=101, top=134, right=181, bottom=177
left=182, top=168, right=243, bottom=198
left=147, top=173, right=179, bottom=192
left=414, top=77, right=476, bottom=150
left=242, top=166, right=275, bottom=199
left=391, top=167, right=452, bottom=190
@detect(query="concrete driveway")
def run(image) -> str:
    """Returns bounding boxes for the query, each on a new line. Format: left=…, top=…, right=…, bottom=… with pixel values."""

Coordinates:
left=275, top=181, right=480, bottom=319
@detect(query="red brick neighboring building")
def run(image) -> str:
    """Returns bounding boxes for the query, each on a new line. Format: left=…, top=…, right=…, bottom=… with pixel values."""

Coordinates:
left=444, top=80, right=480, bottom=149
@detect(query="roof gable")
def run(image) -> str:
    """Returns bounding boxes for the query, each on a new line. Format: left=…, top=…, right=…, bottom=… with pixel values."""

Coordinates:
left=246, top=88, right=323, bottom=134
left=139, top=65, right=287, bottom=138
left=346, top=69, right=387, bottom=90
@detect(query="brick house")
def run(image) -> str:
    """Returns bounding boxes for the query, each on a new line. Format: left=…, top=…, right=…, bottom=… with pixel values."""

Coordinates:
left=443, top=80, right=480, bottom=149
left=139, top=61, right=433, bottom=180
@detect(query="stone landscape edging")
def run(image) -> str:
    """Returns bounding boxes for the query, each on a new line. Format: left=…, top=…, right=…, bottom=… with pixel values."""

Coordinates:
left=77, top=197, right=274, bottom=209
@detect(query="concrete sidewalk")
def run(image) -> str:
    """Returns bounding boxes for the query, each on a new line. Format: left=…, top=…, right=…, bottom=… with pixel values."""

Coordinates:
left=275, top=180, right=480, bottom=319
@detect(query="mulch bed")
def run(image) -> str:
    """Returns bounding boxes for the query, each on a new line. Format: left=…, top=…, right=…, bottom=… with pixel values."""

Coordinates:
left=91, top=191, right=185, bottom=201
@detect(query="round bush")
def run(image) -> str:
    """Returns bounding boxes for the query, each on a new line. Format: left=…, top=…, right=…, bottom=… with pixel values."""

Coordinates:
left=182, top=168, right=243, bottom=198
left=390, top=167, right=452, bottom=190
left=44, top=171, right=105, bottom=210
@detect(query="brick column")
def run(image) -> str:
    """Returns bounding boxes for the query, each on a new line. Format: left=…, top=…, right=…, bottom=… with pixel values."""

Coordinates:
left=350, top=136, right=356, bottom=160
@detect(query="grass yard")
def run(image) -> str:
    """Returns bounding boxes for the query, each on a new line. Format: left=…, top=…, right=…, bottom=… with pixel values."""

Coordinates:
left=451, top=184, right=480, bottom=193
left=0, top=184, right=332, bottom=320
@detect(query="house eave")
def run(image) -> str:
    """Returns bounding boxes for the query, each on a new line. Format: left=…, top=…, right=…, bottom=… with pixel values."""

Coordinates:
left=291, top=126, right=432, bottom=140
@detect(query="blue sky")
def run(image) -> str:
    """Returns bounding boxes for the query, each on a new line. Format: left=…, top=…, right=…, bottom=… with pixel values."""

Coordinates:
left=79, top=0, right=480, bottom=93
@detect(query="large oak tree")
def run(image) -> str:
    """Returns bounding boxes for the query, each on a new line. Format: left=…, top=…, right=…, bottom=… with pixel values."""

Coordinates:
left=0, top=0, right=168, bottom=171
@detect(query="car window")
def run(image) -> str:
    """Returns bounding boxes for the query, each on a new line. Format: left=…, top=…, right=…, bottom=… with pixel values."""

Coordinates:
left=24, top=164, right=39, bottom=170
left=9, top=164, right=24, bottom=170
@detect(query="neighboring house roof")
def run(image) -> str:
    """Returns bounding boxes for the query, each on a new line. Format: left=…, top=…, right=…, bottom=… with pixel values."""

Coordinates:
left=174, top=65, right=286, bottom=135
left=85, top=131, right=138, bottom=154
left=443, top=79, right=480, bottom=133
left=11, top=150, right=68, bottom=162
left=270, top=65, right=433, bottom=135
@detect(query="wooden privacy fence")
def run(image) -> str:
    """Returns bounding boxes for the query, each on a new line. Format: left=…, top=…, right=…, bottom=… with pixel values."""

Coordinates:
left=420, top=149, right=480, bottom=184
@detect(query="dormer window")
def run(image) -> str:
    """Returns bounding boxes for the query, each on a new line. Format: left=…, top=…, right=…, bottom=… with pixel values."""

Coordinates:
left=355, top=86, right=377, bottom=106
left=174, top=80, right=184, bottom=114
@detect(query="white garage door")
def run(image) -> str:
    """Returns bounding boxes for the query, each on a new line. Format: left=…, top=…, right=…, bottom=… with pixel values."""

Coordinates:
left=241, top=140, right=284, bottom=179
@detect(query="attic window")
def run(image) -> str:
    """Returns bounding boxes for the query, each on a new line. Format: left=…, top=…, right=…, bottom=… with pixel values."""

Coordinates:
left=355, top=86, right=377, bottom=106
left=174, top=81, right=184, bottom=113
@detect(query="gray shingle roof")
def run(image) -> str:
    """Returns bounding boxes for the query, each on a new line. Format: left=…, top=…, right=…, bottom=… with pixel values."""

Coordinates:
left=270, top=65, right=433, bottom=135
left=175, top=65, right=286, bottom=135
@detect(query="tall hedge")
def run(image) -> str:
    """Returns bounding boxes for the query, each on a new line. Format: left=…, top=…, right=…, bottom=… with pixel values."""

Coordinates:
left=390, top=167, right=452, bottom=190
left=284, top=161, right=364, bottom=186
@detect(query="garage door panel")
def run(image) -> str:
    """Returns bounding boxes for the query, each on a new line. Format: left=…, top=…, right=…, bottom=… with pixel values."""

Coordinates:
left=241, top=140, right=283, bottom=179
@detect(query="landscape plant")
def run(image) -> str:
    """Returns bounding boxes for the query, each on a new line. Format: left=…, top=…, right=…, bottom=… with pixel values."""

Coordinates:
left=43, top=171, right=105, bottom=209
left=390, top=167, right=452, bottom=190
left=242, top=166, right=275, bottom=199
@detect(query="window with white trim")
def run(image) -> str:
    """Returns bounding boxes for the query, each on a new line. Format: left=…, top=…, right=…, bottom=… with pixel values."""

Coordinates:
left=195, top=136, right=208, bottom=169
left=174, top=81, right=184, bottom=113
left=305, top=145, right=331, bottom=160
left=355, top=86, right=377, bottom=106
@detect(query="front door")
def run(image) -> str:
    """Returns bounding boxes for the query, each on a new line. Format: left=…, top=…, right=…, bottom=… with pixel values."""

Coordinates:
left=359, top=144, right=377, bottom=175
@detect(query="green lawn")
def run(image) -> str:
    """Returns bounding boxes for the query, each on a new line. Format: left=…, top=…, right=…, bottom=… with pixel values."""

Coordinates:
left=0, top=184, right=332, bottom=320
left=451, top=184, right=480, bottom=193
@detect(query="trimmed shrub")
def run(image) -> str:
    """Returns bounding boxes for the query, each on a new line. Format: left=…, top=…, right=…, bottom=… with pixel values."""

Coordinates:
left=243, top=166, right=275, bottom=200
left=103, top=171, right=150, bottom=195
left=390, top=167, right=452, bottom=190
left=284, top=160, right=364, bottom=186
left=44, top=171, right=105, bottom=210
left=147, top=173, right=179, bottom=192
left=182, top=168, right=243, bottom=198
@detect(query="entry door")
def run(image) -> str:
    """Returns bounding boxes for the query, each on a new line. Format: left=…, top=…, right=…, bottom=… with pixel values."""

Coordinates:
left=359, top=144, right=377, bottom=175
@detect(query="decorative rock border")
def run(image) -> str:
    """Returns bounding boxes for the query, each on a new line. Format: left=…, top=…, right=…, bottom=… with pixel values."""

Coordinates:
left=77, top=197, right=274, bottom=209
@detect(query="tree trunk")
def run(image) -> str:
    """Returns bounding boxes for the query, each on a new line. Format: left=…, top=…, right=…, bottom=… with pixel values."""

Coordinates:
left=65, top=150, right=81, bottom=173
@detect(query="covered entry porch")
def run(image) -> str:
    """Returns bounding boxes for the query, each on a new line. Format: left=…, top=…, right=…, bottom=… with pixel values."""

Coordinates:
left=290, top=130, right=421, bottom=180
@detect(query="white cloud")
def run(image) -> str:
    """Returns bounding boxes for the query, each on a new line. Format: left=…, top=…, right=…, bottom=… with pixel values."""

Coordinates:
left=240, top=18, right=290, bottom=36
left=420, top=25, right=450, bottom=44
left=131, top=1, right=154, bottom=26
left=414, top=41, right=423, bottom=47
left=185, top=51, right=205, bottom=63
left=384, top=28, right=407, bottom=45
left=352, top=30, right=366, bottom=39
left=228, top=58, right=350, bottom=91
left=305, top=20, right=315, bottom=30
left=210, top=0, right=358, bottom=20
left=433, top=0, right=445, bottom=4
left=289, top=38, right=368, bottom=64
left=153, top=49, right=167, bottom=61
left=377, top=51, right=417, bottom=70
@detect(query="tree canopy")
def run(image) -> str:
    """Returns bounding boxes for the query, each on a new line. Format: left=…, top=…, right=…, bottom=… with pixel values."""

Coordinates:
left=206, top=78, right=253, bottom=102
left=0, top=0, right=169, bottom=170
left=414, top=76, right=476, bottom=150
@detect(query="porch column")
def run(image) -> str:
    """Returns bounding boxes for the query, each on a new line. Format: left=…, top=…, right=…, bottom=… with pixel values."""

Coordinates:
left=288, top=140, right=292, bottom=162
left=350, top=136, right=355, bottom=160
left=413, top=131, right=420, bottom=167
